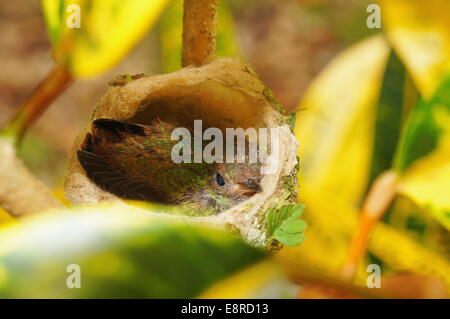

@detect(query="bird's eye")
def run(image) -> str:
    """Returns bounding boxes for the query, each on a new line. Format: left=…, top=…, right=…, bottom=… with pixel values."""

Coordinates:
left=216, top=173, right=225, bottom=186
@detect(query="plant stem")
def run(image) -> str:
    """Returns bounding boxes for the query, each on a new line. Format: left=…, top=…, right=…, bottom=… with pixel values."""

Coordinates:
left=1, top=64, right=73, bottom=145
left=277, top=257, right=395, bottom=299
left=340, top=170, right=398, bottom=280
left=0, top=138, right=63, bottom=217
left=182, top=0, right=219, bottom=67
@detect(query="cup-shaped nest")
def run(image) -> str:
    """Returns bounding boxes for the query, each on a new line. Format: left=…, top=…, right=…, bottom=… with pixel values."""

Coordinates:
left=65, top=58, right=298, bottom=249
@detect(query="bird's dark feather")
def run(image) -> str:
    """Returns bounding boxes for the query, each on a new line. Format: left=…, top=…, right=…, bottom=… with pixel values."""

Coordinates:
left=92, top=118, right=146, bottom=136
left=77, top=150, right=159, bottom=201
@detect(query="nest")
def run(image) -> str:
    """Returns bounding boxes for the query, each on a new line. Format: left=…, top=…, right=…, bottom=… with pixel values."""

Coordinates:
left=65, top=58, right=298, bottom=249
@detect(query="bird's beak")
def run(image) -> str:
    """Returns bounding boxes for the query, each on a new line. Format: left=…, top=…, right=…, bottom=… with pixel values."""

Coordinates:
left=233, top=182, right=262, bottom=196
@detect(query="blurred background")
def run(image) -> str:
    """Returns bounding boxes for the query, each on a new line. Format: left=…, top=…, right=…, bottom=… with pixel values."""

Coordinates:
left=0, top=0, right=375, bottom=187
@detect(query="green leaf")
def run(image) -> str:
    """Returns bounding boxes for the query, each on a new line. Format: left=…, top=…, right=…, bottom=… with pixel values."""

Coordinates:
left=396, top=76, right=450, bottom=230
left=394, top=77, right=450, bottom=171
left=0, top=204, right=265, bottom=298
left=40, top=0, right=65, bottom=44
left=380, top=0, right=450, bottom=99
left=288, top=112, right=297, bottom=131
left=368, top=52, right=406, bottom=186
left=267, top=204, right=307, bottom=247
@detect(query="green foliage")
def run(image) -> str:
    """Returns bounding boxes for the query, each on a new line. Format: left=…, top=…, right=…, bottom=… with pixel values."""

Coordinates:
left=369, top=53, right=405, bottom=184
left=0, top=206, right=265, bottom=298
left=8, top=0, right=447, bottom=296
left=394, top=77, right=450, bottom=172
left=288, top=112, right=297, bottom=132
left=266, top=204, right=307, bottom=247
left=291, top=17, right=450, bottom=279
left=395, top=76, right=450, bottom=230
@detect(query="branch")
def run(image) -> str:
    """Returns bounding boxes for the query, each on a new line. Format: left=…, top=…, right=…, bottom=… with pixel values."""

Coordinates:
left=182, top=0, right=219, bottom=67
left=2, top=64, right=72, bottom=145
left=0, top=138, right=63, bottom=217
left=0, top=64, right=70, bottom=216
left=340, top=170, right=398, bottom=280
left=276, top=257, right=395, bottom=299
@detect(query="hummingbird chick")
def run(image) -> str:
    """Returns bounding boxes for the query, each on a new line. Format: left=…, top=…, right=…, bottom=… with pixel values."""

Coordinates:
left=77, top=118, right=262, bottom=216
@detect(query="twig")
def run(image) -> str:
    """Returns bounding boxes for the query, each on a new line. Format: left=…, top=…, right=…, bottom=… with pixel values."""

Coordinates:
left=340, top=170, right=398, bottom=280
left=276, top=256, right=395, bottom=299
left=1, top=64, right=72, bottom=145
left=0, top=138, right=63, bottom=217
left=0, top=64, right=70, bottom=216
left=182, top=0, right=219, bottom=67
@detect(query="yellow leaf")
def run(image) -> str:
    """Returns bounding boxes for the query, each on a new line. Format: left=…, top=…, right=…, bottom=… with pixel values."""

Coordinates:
left=380, top=0, right=450, bottom=99
left=198, top=261, right=288, bottom=299
left=42, top=0, right=169, bottom=77
left=397, top=105, right=450, bottom=230
left=279, top=190, right=370, bottom=282
left=52, top=188, right=69, bottom=206
left=0, top=208, right=14, bottom=226
left=280, top=190, right=450, bottom=291
left=295, top=34, right=390, bottom=206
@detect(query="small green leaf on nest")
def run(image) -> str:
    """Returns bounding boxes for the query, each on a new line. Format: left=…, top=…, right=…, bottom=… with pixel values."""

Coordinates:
left=288, top=111, right=297, bottom=131
left=266, top=204, right=307, bottom=247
